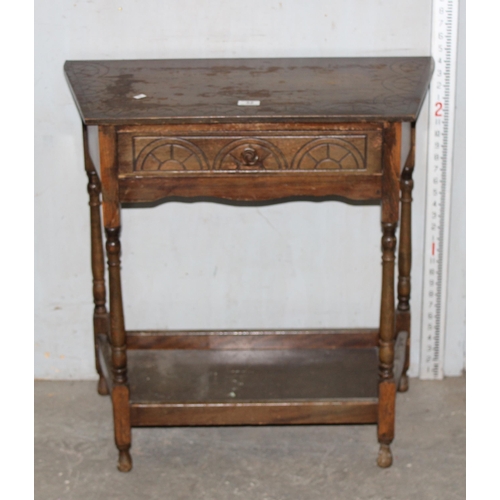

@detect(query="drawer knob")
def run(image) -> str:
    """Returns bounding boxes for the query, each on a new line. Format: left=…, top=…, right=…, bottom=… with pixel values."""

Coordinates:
left=241, top=147, right=259, bottom=166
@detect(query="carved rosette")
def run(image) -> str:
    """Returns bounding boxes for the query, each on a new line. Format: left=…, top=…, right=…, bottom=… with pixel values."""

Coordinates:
left=213, top=139, right=288, bottom=171
left=292, top=138, right=366, bottom=170
left=134, top=138, right=209, bottom=171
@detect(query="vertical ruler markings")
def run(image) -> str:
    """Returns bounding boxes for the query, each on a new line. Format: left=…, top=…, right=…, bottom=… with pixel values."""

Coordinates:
left=420, top=0, right=459, bottom=379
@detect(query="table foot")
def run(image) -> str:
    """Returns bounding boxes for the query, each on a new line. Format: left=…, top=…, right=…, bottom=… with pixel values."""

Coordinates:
left=97, top=375, right=109, bottom=396
left=398, top=373, right=409, bottom=392
left=117, top=448, right=132, bottom=472
left=377, top=444, right=393, bottom=468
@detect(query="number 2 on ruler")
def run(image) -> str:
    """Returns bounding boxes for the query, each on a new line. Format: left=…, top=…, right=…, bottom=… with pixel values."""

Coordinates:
left=420, top=0, right=458, bottom=379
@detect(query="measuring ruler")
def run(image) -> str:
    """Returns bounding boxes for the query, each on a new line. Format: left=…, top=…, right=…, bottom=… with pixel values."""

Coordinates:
left=420, top=0, right=460, bottom=379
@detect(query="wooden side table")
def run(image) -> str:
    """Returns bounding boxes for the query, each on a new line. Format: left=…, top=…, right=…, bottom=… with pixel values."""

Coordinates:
left=65, top=57, right=433, bottom=472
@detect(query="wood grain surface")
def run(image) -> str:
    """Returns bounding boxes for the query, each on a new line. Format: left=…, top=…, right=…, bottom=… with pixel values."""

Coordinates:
left=126, top=348, right=379, bottom=403
left=64, top=57, right=433, bottom=125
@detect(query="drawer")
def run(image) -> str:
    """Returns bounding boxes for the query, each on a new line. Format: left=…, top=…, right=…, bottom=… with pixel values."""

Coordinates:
left=115, top=124, right=384, bottom=202
left=117, top=128, right=383, bottom=175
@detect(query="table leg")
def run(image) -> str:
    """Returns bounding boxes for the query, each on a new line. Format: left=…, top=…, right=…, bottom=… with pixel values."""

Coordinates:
left=105, top=226, right=132, bottom=472
left=396, top=123, right=416, bottom=393
left=377, top=222, right=397, bottom=468
left=377, top=122, right=401, bottom=468
left=83, top=126, right=109, bottom=396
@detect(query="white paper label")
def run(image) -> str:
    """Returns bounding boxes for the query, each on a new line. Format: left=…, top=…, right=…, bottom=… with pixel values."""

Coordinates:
left=237, top=100, right=260, bottom=106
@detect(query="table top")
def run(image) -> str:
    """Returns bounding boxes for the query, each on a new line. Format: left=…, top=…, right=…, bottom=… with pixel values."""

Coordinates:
left=64, top=57, right=433, bottom=125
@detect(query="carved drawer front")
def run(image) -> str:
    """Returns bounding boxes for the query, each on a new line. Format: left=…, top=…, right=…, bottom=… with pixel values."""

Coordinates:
left=117, top=131, right=383, bottom=175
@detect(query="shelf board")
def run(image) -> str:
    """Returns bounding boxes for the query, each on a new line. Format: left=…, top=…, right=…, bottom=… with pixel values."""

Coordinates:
left=98, top=336, right=381, bottom=426
left=128, top=348, right=378, bottom=403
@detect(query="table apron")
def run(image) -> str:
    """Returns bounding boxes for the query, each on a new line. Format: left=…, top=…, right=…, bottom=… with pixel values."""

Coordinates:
left=118, top=172, right=382, bottom=202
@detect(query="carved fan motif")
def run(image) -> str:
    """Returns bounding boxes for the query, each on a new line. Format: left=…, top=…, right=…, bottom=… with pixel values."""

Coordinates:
left=134, top=138, right=209, bottom=171
left=292, top=138, right=366, bottom=170
left=214, top=139, right=287, bottom=170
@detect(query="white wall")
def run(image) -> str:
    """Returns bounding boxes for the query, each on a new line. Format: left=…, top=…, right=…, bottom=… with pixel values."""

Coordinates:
left=35, top=0, right=463, bottom=379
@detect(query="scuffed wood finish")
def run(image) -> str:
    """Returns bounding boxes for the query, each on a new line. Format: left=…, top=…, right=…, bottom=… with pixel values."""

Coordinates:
left=397, top=123, right=416, bottom=392
left=126, top=329, right=379, bottom=350
left=66, top=57, right=433, bottom=471
left=97, top=344, right=380, bottom=426
left=64, top=57, right=433, bottom=125
left=126, top=347, right=378, bottom=403
left=83, top=125, right=109, bottom=396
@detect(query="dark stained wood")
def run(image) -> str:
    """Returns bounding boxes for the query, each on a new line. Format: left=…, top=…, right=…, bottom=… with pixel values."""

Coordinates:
left=127, top=348, right=378, bottom=403
left=377, top=381, right=396, bottom=443
left=105, top=227, right=131, bottom=471
left=66, top=57, right=432, bottom=471
left=119, top=173, right=382, bottom=203
left=397, top=124, right=415, bottom=314
left=83, top=125, right=110, bottom=395
left=99, top=126, right=120, bottom=228
left=116, top=125, right=383, bottom=174
left=397, top=122, right=416, bottom=392
left=116, top=122, right=384, bottom=202
left=126, top=329, right=379, bottom=350
left=99, top=338, right=379, bottom=426
left=105, top=227, right=128, bottom=386
left=118, top=121, right=384, bottom=135
left=130, top=401, right=378, bottom=427
left=381, top=122, right=401, bottom=224
left=377, top=380, right=396, bottom=468
left=378, top=222, right=397, bottom=381
left=64, top=57, right=433, bottom=125
left=377, top=220, right=397, bottom=468
left=112, top=385, right=132, bottom=472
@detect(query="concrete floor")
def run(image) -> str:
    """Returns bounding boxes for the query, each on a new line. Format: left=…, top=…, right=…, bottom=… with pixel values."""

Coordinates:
left=35, top=377, right=465, bottom=500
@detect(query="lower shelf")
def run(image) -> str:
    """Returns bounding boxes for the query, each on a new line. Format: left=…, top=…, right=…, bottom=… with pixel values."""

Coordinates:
left=124, top=347, right=379, bottom=426
left=128, top=348, right=378, bottom=402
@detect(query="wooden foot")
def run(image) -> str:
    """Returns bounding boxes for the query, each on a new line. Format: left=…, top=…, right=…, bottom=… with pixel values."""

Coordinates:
left=377, top=444, right=393, bottom=468
left=117, top=448, right=132, bottom=472
left=97, top=375, right=109, bottom=396
left=398, top=373, right=409, bottom=393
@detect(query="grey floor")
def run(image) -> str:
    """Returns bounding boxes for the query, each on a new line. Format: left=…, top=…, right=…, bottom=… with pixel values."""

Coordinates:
left=35, top=377, right=465, bottom=500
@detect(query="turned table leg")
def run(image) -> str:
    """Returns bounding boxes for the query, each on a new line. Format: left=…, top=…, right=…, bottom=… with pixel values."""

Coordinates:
left=99, top=125, right=132, bottom=472
left=396, top=123, right=416, bottom=393
left=83, top=126, right=109, bottom=396
left=106, top=227, right=132, bottom=472
left=377, top=122, right=401, bottom=468
left=377, top=222, right=397, bottom=468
